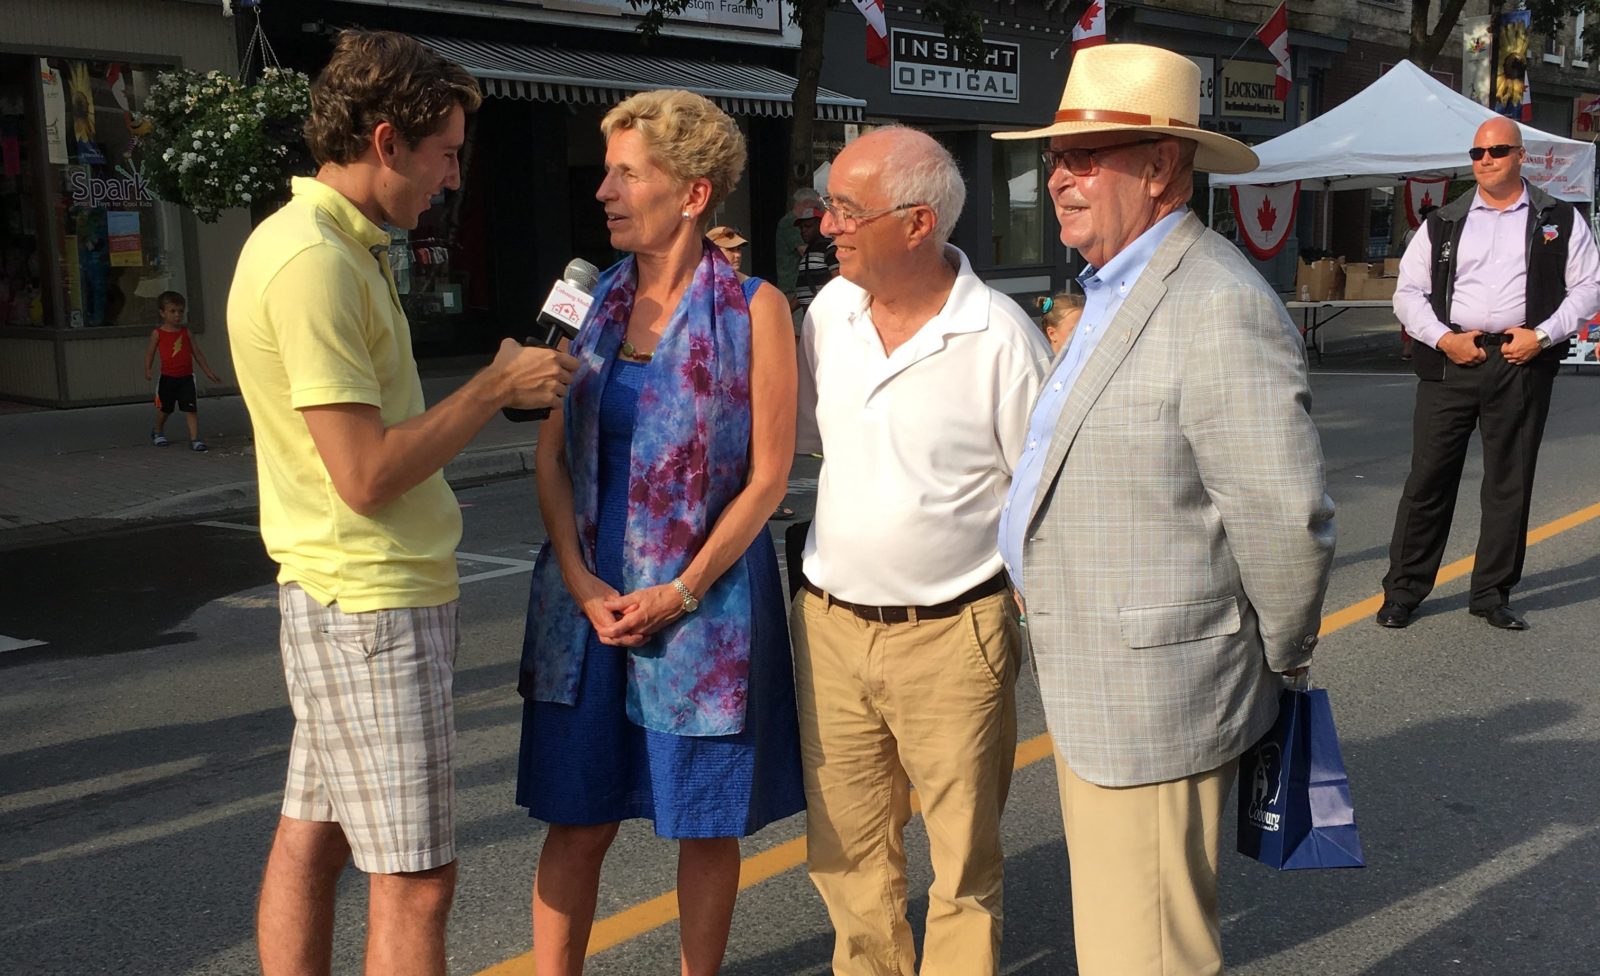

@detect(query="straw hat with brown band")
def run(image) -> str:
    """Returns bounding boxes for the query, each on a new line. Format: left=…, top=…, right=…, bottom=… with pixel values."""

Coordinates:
left=994, top=44, right=1260, bottom=176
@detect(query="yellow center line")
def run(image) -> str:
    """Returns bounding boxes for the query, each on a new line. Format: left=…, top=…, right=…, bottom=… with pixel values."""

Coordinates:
left=478, top=500, right=1600, bottom=975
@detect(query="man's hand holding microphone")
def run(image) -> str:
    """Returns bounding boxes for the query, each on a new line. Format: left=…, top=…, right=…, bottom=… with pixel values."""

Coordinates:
left=503, top=258, right=600, bottom=421
left=491, top=338, right=577, bottom=412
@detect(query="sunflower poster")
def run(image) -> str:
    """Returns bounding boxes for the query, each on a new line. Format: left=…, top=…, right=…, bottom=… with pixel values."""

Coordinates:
left=1494, top=10, right=1532, bottom=120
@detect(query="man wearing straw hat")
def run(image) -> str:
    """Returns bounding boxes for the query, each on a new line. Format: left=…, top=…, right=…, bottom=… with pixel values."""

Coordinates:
left=994, top=44, right=1335, bottom=974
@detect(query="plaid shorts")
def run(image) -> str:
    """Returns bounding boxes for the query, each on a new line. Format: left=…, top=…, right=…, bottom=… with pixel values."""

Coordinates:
left=277, top=583, right=460, bottom=874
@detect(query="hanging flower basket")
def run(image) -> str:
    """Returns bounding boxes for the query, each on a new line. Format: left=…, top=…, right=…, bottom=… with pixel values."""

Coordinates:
left=141, top=67, right=312, bottom=222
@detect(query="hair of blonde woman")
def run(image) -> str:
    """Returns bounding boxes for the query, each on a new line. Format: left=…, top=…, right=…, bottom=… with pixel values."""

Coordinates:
left=601, top=90, right=747, bottom=222
left=1038, top=291, right=1085, bottom=330
left=868, top=126, right=966, bottom=246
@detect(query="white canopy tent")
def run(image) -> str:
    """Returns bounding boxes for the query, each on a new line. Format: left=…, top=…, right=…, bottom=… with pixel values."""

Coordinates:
left=1210, top=60, right=1595, bottom=203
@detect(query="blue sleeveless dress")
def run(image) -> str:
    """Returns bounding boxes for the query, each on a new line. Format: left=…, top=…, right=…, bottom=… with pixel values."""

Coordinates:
left=516, top=277, right=805, bottom=838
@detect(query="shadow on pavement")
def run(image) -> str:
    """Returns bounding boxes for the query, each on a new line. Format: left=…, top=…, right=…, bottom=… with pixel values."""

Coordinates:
left=0, top=522, right=274, bottom=665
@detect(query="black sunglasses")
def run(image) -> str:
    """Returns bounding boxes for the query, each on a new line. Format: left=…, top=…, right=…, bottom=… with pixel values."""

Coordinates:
left=1040, top=138, right=1164, bottom=177
left=1468, top=144, right=1523, bottom=161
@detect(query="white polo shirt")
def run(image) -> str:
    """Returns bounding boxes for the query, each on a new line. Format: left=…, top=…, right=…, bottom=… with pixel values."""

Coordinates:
left=797, top=244, right=1051, bottom=606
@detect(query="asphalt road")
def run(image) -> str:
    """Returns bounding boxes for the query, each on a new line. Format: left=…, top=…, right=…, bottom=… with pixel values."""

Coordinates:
left=3, top=365, right=1600, bottom=975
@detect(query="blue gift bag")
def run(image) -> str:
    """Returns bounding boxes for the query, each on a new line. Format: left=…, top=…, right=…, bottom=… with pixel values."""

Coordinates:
left=1237, top=685, right=1365, bottom=870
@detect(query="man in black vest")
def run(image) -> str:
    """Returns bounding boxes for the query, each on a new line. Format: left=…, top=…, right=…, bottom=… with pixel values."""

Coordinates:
left=1378, top=117, right=1600, bottom=631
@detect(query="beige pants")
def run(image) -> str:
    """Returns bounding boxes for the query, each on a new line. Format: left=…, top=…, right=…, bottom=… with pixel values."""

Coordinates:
left=791, top=588, right=1021, bottom=976
left=1053, top=749, right=1239, bottom=976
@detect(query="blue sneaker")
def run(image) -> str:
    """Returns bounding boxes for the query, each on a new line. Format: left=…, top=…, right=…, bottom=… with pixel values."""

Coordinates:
left=189, top=439, right=208, bottom=452
left=151, top=430, right=169, bottom=447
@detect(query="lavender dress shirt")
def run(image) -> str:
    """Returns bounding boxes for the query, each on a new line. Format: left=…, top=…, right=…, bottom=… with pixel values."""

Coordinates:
left=1394, top=183, right=1600, bottom=348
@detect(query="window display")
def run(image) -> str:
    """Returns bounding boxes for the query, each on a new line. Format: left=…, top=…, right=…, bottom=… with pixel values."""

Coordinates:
left=0, top=58, right=47, bottom=326
left=37, top=55, right=189, bottom=328
left=993, top=140, right=1044, bottom=266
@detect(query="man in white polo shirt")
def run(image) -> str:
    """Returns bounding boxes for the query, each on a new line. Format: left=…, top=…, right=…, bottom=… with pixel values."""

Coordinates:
left=792, top=126, right=1051, bottom=976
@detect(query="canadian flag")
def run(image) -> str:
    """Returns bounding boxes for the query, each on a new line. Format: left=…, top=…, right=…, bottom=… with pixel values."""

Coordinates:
left=1256, top=1, right=1292, bottom=102
left=1519, top=76, right=1533, bottom=122
left=1072, top=0, right=1108, bottom=54
left=1231, top=181, right=1300, bottom=261
left=1404, top=178, right=1447, bottom=228
left=850, top=0, right=890, bottom=68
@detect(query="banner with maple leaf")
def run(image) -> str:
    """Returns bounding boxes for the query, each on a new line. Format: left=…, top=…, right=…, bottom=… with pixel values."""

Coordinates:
left=1403, top=178, right=1448, bottom=229
left=1230, top=181, right=1300, bottom=261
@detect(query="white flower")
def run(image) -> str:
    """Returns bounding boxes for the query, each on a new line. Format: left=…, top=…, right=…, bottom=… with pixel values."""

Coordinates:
left=192, top=139, right=201, bottom=149
left=242, top=192, right=252, bottom=202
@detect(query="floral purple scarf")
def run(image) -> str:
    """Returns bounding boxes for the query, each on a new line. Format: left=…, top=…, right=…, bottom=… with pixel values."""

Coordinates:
left=519, top=242, right=755, bottom=736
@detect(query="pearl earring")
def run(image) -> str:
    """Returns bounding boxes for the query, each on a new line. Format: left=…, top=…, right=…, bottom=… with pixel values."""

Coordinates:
left=681, top=210, right=691, bottom=220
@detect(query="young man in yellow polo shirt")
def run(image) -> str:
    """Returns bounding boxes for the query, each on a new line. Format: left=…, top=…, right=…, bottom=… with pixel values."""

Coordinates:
left=227, top=31, right=575, bottom=976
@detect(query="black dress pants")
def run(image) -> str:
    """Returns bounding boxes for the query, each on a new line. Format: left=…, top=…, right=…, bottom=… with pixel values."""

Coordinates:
left=1383, top=345, right=1558, bottom=612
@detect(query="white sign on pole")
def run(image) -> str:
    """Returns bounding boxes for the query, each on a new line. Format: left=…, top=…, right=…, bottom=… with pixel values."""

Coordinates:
left=1188, top=56, right=1215, bottom=116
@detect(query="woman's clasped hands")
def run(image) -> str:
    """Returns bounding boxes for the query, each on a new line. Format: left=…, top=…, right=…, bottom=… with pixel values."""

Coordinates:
left=567, top=570, right=688, bottom=648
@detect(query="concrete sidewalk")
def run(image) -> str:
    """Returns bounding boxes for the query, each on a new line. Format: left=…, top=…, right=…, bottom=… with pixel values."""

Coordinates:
left=0, top=306, right=1410, bottom=550
left=0, top=367, right=543, bottom=550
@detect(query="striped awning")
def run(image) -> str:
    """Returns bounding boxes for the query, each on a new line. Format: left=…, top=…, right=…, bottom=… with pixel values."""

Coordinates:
left=416, top=36, right=866, bottom=122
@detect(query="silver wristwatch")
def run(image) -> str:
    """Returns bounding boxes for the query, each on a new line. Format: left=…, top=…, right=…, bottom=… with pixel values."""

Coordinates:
left=1535, top=327, right=1552, bottom=350
left=671, top=578, right=699, bottom=613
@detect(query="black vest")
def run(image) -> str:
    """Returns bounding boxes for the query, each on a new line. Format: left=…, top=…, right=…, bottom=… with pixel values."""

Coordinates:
left=1415, top=184, right=1574, bottom=380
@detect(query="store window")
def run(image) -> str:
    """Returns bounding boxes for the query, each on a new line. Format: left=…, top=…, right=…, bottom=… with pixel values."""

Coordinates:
left=27, top=55, right=190, bottom=329
left=0, top=57, right=50, bottom=327
left=992, top=139, right=1044, bottom=266
left=1368, top=187, right=1394, bottom=259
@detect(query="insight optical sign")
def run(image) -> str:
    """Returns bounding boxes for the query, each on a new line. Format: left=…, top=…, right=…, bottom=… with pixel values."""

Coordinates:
left=890, top=29, right=1020, bottom=103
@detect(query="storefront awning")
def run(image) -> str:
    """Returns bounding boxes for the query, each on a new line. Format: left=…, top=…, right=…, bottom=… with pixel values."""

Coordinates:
left=415, top=36, right=867, bottom=122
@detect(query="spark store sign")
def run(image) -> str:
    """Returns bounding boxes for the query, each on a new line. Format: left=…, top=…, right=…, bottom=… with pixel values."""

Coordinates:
left=890, top=29, right=1020, bottom=103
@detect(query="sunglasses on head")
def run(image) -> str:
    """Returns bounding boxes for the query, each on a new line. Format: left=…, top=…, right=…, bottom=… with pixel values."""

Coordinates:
left=1468, top=144, right=1522, bottom=161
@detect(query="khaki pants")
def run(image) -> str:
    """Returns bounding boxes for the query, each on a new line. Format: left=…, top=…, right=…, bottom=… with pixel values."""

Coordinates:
left=791, top=588, right=1021, bottom=976
left=1053, top=749, right=1239, bottom=976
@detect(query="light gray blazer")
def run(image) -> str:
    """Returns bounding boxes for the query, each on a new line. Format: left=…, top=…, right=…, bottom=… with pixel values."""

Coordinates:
left=1021, top=213, right=1335, bottom=788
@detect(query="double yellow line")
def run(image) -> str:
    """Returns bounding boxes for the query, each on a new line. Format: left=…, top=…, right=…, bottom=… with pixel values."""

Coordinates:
left=479, top=500, right=1600, bottom=975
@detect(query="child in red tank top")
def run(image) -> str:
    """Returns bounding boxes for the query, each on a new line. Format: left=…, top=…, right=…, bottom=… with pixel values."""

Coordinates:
left=143, top=291, right=222, bottom=450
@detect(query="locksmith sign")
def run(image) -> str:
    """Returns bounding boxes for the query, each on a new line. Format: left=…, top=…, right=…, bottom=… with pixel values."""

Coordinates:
left=890, top=28, right=1020, bottom=103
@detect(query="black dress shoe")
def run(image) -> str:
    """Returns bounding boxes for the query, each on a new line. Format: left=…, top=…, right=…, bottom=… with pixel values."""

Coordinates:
left=1471, top=605, right=1529, bottom=631
left=1375, top=601, right=1414, bottom=628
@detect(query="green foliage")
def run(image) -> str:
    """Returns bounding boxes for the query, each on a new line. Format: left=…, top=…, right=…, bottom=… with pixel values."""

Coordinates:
left=1527, top=0, right=1600, bottom=61
left=141, top=67, right=312, bottom=222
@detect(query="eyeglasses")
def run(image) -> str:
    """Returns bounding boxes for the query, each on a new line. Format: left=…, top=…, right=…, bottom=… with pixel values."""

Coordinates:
left=818, top=195, right=927, bottom=232
left=1468, top=144, right=1523, bottom=161
left=1040, top=138, right=1164, bottom=177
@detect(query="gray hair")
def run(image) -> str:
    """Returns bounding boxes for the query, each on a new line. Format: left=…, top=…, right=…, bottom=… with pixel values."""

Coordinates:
left=873, top=126, right=965, bottom=246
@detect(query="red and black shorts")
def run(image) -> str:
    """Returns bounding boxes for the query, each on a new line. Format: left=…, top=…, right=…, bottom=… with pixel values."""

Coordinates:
left=156, top=374, right=197, bottom=414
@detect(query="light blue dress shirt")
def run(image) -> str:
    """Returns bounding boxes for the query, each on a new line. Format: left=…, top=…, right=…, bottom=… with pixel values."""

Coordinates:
left=999, top=209, right=1189, bottom=594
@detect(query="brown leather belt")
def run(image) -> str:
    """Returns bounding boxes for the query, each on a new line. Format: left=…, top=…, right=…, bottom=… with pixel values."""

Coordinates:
left=802, top=573, right=1008, bottom=625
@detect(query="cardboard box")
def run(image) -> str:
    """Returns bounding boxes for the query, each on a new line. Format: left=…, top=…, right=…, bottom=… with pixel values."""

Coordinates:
left=1382, top=257, right=1401, bottom=277
left=1361, top=275, right=1398, bottom=301
left=1343, top=262, right=1372, bottom=301
left=1295, top=258, right=1345, bottom=302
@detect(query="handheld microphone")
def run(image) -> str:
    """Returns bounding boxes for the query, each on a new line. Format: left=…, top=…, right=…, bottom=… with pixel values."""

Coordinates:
left=503, top=258, right=601, bottom=423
